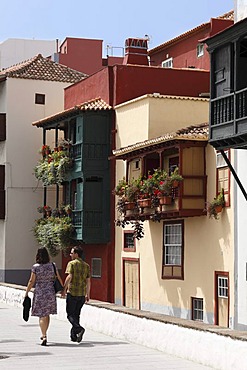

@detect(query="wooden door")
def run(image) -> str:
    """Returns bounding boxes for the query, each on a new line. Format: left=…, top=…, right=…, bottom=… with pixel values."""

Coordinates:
left=123, top=259, right=140, bottom=310
left=215, top=272, right=229, bottom=327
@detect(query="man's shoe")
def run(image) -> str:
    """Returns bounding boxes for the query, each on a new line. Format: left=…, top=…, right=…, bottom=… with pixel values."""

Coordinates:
left=71, top=337, right=77, bottom=342
left=77, top=328, right=85, bottom=343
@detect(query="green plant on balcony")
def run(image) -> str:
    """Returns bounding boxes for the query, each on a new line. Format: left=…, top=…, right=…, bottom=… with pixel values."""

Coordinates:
left=114, top=177, right=143, bottom=239
left=114, top=168, right=183, bottom=239
left=57, top=138, right=73, bottom=151
left=206, top=189, right=225, bottom=220
left=34, top=146, right=73, bottom=186
left=168, top=167, right=183, bottom=188
left=33, top=205, right=75, bottom=256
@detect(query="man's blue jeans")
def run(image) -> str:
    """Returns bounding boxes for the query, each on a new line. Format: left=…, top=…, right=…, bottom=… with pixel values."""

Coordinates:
left=66, top=293, right=85, bottom=340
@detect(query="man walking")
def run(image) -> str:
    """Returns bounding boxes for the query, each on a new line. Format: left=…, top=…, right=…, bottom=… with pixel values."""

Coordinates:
left=62, top=246, right=90, bottom=342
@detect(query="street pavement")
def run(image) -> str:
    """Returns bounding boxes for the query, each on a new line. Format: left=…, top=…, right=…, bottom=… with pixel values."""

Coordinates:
left=0, top=302, right=213, bottom=370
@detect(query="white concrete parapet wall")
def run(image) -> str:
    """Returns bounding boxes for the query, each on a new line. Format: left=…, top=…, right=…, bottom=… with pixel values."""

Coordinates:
left=1, top=284, right=247, bottom=370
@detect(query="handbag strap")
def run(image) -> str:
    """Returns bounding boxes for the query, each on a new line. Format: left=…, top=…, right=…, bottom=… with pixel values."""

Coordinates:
left=52, top=262, right=57, bottom=277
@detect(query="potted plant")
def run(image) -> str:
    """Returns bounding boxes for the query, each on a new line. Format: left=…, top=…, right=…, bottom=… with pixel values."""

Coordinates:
left=157, top=178, right=173, bottom=205
left=114, top=177, right=128, bottom=198
left=33, top=205, right=75, bottom=256
left=206, top=189, right=225, bottom=220
left=168, top=167, right=183, bottom=188
left=40, top=144, right=51, bottom=157
left=57, top=138, right=72, bottom=151
left=34, top=146, right=73, bottom=186
left=138, top=171, right=162, bottom=207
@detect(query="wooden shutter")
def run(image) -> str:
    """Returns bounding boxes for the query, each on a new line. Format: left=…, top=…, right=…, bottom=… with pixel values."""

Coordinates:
left=0, top=165, right=5, bottom=219
left=0, top=113, right=6, bottom=141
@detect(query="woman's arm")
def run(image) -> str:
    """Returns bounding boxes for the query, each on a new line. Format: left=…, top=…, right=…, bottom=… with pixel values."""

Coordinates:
left=25, top=272, right=36, bottom=297
left=56, top=268, right=64, bottom=287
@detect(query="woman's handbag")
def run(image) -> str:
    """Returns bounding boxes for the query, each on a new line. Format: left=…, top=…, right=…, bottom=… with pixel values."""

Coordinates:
left=22, top=295, right=31, bottom=322
left=52, top=263, right=63, bottom=293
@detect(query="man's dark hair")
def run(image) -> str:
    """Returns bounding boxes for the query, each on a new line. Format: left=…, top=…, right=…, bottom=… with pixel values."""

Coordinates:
left=36, top=247, right=50, bottom=264
left=73, top=246, right=83, bottom=258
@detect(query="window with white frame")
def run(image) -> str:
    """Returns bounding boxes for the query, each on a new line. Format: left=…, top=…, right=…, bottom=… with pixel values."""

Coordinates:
left=162, top=221, right=184, bottom=279
left=91, top=258, right=102, bottom=278
left=218, top=276, right=228, bottom=298
left=161, top=57, right=173, bottom=68
left=197, top=43, right=204, bottom=57
left=192, top=297, right=203, bottom=321
left=123, top=231, right=135, bottom=251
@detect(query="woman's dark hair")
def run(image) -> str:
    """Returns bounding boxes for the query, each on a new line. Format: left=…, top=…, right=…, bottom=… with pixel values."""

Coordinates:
left=36, top=247, right=50, bottom=264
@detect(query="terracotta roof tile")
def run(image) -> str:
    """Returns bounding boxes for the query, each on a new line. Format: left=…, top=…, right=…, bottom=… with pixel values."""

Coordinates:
left=115, top=93, right=209, bottom=109
left=113, top=123, right=208, bottom=156
left=0, top=54, right=87, bottom=83
left=33, top=98, right=112, bottom=127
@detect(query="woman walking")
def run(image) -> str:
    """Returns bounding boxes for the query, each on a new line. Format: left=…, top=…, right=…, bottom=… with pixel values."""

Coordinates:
left=25, top=246, right=63, bottom=346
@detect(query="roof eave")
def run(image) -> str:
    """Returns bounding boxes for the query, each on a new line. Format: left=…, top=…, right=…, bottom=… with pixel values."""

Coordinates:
left=113, top=137, right=208, bottom=160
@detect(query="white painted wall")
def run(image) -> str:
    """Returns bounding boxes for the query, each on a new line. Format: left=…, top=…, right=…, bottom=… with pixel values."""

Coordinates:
left=235, top=149, right=247, bottom=329
left=0, top=38, right=59, bottom=69
left=0, top=77, right=73, bottom=277
left=234, top=0, right=247, bottom=22
left=232, top=0, right=247, bottom=330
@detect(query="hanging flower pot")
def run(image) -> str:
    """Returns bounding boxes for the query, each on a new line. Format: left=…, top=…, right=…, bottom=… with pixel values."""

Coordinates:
left=124, top=202, right=136, bottom=211
left=215, top=205, right=223, bottom=214
left=158, top=195, right=172, bottom=205
left=138, top=198, right=151, bottom=208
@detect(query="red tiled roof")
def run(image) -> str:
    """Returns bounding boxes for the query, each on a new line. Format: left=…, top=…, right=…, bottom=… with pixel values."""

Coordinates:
left=33, top=98, right=112, bottom=127
left=148, top=10, right=234, bottom=55
left=0, top=54, right=87, bottom=83
left=113, top=123, right=208, bottom=157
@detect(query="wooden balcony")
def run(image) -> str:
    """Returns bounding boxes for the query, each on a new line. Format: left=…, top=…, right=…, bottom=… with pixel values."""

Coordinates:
left=124, top=175, right=207, bottom=221
left=210, top=87, right=247, bottom=150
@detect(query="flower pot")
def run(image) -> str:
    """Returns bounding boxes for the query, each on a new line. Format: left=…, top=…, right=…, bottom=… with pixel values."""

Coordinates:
left=159, top=195, right=172, bottom=205
left=215, top=205, right=223, bottom=214
left=124, top=202, right=136, bottom=210
left=138, top=198, right=151, bottom=208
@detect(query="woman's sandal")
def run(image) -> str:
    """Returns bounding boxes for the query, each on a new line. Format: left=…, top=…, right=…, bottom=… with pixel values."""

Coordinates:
left=41, top=336, right=47, bottom=346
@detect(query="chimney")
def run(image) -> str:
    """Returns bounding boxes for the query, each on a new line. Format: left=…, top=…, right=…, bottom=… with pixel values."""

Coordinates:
left=123, top=38, right=149, bottom=66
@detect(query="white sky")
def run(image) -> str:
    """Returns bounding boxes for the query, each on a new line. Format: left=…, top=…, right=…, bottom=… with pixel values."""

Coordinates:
left=0, top=0, right=234, bottom=56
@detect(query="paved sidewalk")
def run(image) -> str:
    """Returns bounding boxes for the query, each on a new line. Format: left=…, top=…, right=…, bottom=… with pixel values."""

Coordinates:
left=0, top=302, right=213, bottom=370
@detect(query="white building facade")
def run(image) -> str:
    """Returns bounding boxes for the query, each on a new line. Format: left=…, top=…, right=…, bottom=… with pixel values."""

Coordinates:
left=0, top=54, right=86, bottom=284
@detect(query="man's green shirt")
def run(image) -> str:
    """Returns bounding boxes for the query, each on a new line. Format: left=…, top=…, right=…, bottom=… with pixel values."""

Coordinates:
left=65, top=257, right=90, bottom=296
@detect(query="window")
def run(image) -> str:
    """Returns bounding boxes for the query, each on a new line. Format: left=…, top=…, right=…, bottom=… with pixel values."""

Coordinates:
left=215, top=68, right=225, bottom=84
left=128, top=158, right=141, bottom=180
left=35, top=93, right=45, bottom=105
left=216, top=150, right=230, bottom=206
left=162, top=220, right=184, bottom=279
left=124, top=231, right=136, bottom=251
left=192, top=298, right=203, bottom=321
left=197, top=43, right=204, bottom=58
left=161, top=57, right=173, bottom=68
left=0, top=165, right=5, bottom=219
left=0, top=113, right=6, bottom=141
left=218, top=276, right=228, bottom=298
left=91, top=258, right=102, bottom=278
